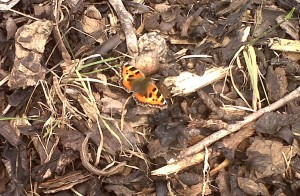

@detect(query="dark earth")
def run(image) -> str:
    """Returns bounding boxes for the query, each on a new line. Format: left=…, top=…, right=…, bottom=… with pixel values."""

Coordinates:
left=1, top=0, right=300, bottom=195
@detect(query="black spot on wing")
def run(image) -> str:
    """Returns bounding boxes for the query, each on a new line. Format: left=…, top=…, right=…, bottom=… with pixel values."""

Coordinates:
left=149, top=92, right=152, bottom=98
left=134, top=70, right=140, bottom=74
left=129, top=67, right=137, bottom=71
left=152, top=87, right=157, bottom=92
left=124, top=63, right=130, bottom=67
left=156, top=91, right=162, bottom=98
left=128, top=74, right=135, bottom=78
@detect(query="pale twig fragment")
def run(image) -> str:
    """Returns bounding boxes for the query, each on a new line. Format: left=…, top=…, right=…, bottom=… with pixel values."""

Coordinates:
left=108, top=0, right=138, bottom=56
left=152, top=86, right=300, bottom=176
left=151, top=123, right=255, bottom=176
left=178, top=86, right=300, bottom=159
left=269, top=38, right=300, bottom=53
left=164, top=67, right=230, bottom=96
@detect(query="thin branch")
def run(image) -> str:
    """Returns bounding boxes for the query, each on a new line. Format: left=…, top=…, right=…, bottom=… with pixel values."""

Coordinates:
left=152, top=86, right=300, bottom=176
left=108, top=0, right=138, bottom=56
left=178, top=86, right=300, bottom=159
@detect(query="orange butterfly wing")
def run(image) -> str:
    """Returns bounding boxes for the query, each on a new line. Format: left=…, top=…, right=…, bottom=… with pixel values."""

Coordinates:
left=119, top=63, right=145, bottom=92
left=133, top=83, right=167, bottom=108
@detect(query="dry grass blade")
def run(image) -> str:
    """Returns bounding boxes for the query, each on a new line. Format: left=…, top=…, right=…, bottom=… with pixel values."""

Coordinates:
left=53, top=76, right=83, bottom=120
left=228, top=26, right=253, bottom=109
left=243, top=45, right=261, bottom=110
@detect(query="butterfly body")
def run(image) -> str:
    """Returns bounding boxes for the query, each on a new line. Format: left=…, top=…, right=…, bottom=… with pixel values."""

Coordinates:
left=119, top=63, right=167, bottom=108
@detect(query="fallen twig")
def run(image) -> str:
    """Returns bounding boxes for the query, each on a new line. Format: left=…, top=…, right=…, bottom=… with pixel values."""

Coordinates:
left=152, top=122, right=255, bottom=176
left=108, top=0, right=138, bottom=56
left=152, top=85, right=300, bottom=176
left=178, top=86, right=300, bottom=158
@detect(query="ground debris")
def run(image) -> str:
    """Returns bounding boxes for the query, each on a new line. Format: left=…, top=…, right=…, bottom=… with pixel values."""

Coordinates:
left=1, top=0, right=300, bottom=195
left=246, top=138, right=297, bottom=179
left=8, top=20, right=52, bottom=89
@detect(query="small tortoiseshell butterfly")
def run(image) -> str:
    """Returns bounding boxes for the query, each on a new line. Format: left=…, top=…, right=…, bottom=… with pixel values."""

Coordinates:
left=119, top=62, right=167, bottom=108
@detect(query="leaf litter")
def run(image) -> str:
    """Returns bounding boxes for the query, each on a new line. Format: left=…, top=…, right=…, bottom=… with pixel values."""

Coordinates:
left=0, top=0, right=300, bottom=195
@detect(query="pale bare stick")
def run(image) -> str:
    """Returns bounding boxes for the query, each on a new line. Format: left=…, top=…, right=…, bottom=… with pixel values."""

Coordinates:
left=152, top=86, right=300, bottom=176
left=152, top=123, right=255, bottom=176
left=178, top=86, right=300, bottom=159
left=108, top=0, right=138, bottom=56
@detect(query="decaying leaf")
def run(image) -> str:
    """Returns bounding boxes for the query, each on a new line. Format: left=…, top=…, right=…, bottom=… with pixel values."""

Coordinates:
left=276, top=15, right=299, bottom=40
left=237, top=177, right=269, bottom=196
left=255, top=112, right=300, bottom=134
left=132, top=32, right=167, bottom=75
left=246, top=138, right=297, bottom=179
left=0, top=0, right=20, bottom=10
left=81, top=5, right=106, bottom=43
left=8, top=20, right=52, bottom=89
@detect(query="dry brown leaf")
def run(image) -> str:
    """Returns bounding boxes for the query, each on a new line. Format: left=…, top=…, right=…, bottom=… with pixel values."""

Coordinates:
left=8, top=20, right=52, bottom=89
left=81, top=5, right=106, bottom=43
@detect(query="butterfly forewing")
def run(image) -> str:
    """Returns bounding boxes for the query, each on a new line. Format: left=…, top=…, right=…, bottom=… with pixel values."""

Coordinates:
left=120, top=63, right=145, bottom=92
